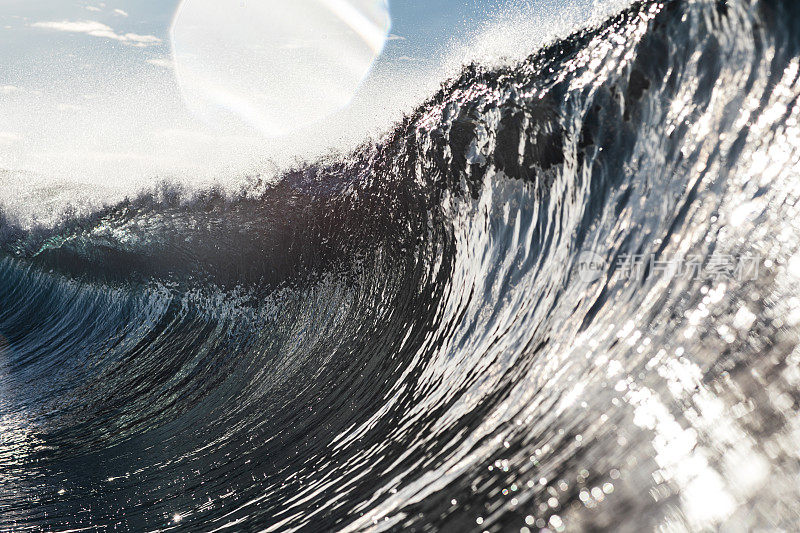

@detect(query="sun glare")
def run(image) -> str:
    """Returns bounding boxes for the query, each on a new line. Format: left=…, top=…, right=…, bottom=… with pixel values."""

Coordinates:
left=170, top=0, right=391, bottom=137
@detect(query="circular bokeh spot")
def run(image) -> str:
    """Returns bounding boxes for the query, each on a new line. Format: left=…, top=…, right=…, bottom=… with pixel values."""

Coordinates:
left=171, top=0, right=391, bottom=136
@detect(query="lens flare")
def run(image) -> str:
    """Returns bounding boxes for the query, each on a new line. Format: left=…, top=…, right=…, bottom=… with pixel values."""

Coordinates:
left=171, top=0, right=391, bottom=137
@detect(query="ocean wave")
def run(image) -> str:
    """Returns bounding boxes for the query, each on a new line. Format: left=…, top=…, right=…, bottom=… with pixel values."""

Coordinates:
left=2, top=0, right=800, bottom=530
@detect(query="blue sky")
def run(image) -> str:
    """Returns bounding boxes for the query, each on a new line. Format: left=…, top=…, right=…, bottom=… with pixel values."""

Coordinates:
left=1, top=1, right=525, bottom=184
left=1, top=1, right=498, bottom=90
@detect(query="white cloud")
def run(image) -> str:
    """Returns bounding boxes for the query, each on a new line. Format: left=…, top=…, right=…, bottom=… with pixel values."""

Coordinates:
left=124, top=33, right=161, bottom=46
left=86, top=6, right=101, bottom=12
left=31, top=20, right=161, bottom=47
left=33, top=20, right=110, bottom=36
left=0, top=85, right=21, bottom=95
left=146, top=57, right=173, bottom=69
left=114, top=9, right=129, bottom=17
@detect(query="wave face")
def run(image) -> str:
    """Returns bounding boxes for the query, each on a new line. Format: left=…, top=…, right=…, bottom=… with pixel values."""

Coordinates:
left=3, top=0, right=800, bottom=530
